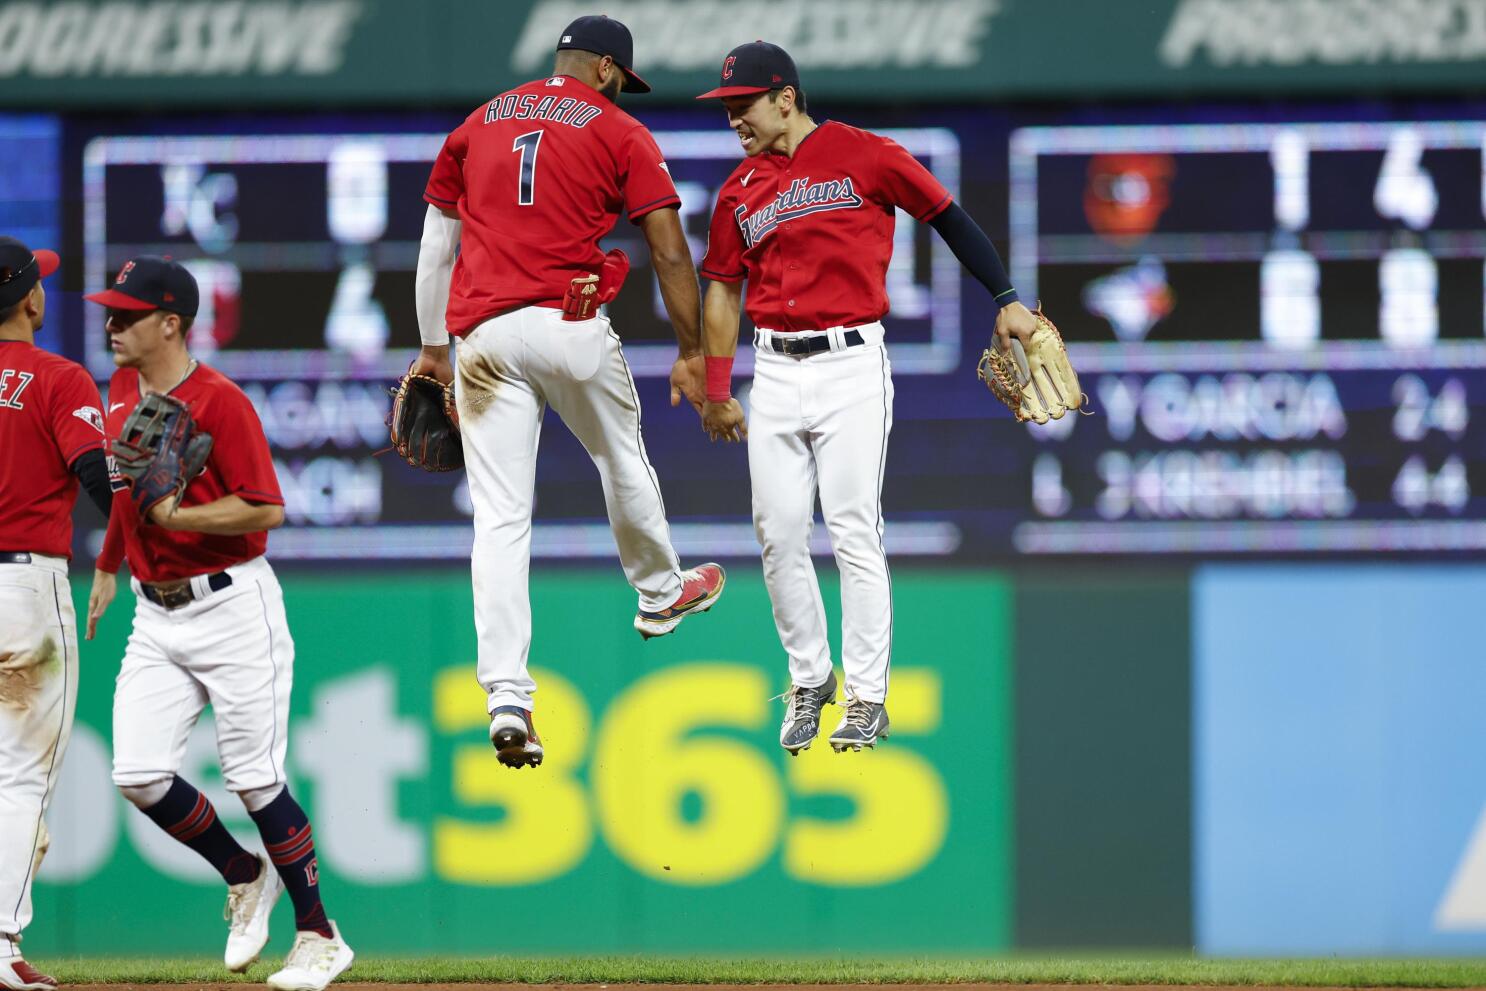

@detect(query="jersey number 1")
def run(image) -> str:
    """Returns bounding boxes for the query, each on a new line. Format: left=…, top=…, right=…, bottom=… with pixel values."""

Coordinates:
left=513, top=130, right=543, bottom=206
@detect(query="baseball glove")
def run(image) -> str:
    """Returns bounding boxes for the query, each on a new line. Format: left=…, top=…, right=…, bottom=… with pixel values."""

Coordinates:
left=110, top=393, right=213, bottom=516
left=388, top=372, right=462, bottom=472
left=978, top=307, right=1088, bottom=424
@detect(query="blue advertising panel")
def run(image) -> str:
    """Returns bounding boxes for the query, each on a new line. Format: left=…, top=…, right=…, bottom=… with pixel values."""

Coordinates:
left=1194, top=564, right=1486, bottom=954
left=0, top=114, right=61, bottom=351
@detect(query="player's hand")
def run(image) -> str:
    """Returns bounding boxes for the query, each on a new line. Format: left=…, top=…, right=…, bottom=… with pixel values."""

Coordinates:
left=702, top=398, right=747, bottom=443
left=410, top=344, right=454, bottom=386
left=87, top=569, right=116, bottom=641
left=994, top=301, right=1038, bottom=354
left=670, top=352, right=705, bottom=415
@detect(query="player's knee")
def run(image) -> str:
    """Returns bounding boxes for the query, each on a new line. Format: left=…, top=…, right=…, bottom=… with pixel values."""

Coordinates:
left=234, top=782, right=284, bottom=813
left=116, top=776, right=173, bottom=809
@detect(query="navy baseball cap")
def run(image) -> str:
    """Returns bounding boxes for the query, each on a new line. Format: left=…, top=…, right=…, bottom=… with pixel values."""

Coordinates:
left=84, top=256, right=199, bottom=316
left=0, top=236, right=60, bottom=309
left=556, top=15, right=650, bottom=94
left=696, top=41, right=800, bottom=100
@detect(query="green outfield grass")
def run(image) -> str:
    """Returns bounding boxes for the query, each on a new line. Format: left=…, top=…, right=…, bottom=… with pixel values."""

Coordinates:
left=35, top=956, right=1486, bottom=986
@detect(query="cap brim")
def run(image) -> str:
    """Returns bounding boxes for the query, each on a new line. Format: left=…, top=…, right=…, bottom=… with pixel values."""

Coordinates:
left=620, top=65, right=651, bottom=93
left=695, top=84, right=772, bottom=100
left=33, top=249, right=59, bottom=278
left=83, top=288, right=157, bottom=310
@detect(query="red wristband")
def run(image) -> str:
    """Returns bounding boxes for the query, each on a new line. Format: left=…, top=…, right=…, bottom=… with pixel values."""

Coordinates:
left=704, top=356, right=733, bottom=403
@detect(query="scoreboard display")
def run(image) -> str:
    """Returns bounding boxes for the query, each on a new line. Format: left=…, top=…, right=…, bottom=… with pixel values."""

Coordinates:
left=76, top=120, right=962, bottom=562
left=1006, top=120, right=1486, bottom=554
left=59, top=106, right=1486, bottom=562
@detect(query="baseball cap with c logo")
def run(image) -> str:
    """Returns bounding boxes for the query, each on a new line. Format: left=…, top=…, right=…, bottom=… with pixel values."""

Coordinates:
left=696, top=41, right=800, bottom=99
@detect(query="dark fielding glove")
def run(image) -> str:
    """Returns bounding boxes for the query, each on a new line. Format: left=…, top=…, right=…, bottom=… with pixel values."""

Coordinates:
left=388, top=372, right=463, bottom=472
left=110, top=393, right=213, bottom=517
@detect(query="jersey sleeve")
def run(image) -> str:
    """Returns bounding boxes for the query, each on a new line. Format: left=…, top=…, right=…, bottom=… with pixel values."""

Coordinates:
left=48, top=363, right=106, bottom=467
left=874, top=136, right=953, bottom=222
left=700, top=189, right=746, bottom=283
left=205, top=390, right=284, bottom=506
left=424, top=125, right=468, bottom=211
left=619, top=125, right=681, bottom=223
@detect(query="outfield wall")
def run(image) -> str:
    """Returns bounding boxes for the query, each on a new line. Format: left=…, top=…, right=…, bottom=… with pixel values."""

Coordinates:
left=27, top=564, right=1486, bottom=956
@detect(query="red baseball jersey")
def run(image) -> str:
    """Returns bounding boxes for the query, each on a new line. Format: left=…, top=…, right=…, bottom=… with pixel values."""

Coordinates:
left=99, top=363, right=283, bottom=583
left=424, top=75, right=681, bottom=335
left=701, top=121, right=952, bottom=332
left=0, top=341, right=106, bottom=558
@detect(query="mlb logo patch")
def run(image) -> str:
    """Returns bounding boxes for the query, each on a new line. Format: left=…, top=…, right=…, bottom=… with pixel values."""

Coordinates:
left=547, top=76, right=566, bottom=86
left=561, top=34, right=572, bottom=42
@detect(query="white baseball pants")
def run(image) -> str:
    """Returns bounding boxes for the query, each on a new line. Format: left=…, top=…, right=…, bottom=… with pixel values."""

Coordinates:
left=0, top=554, right=77, bottom=944
left=455, top=306, right=684, bottom=712
left=748, top=324, right=895, bottom=703
left=111, top=556, right=293, bottom=794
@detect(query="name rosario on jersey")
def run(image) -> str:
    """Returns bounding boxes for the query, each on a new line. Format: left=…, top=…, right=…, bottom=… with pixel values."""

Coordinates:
left=734, top=176, right=864, bottom=248
left=483, top=91, right=603, bottom=129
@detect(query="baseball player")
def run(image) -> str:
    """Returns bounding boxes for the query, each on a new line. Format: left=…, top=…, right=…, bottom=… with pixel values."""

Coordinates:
left=0, top=239, right=110, bottom=991
left=82, top=258, right=352, bottom=990
left=695, top=43, right=1040, bottom=753
left=411, top=14, right=725, bottom=768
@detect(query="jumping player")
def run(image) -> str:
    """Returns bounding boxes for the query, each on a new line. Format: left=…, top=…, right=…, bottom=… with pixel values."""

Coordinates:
left=83, top=258, right=352, bottom=990
left=411, top=14, right=725, bottom=768
left=695, top=43, right=1040, bottom=753
left=0, top=239, right=110, bottom=991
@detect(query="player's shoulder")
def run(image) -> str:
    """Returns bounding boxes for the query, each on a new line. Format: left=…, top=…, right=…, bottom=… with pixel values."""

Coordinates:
left=24, top=346, right=91, bottom=379
left=589, top=100, right=651, bottom=143
left=187, top=362, right=251, bottom=401
left=817, top=120, right=888, bottom=149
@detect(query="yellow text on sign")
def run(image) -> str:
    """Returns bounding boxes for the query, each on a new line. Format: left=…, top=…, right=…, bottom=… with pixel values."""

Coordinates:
left=430, top=662, right=947, bottom=887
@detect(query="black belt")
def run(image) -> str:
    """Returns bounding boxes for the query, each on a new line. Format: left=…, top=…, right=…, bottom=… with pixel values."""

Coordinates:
left=0, top=552, right=32, bottom=564
left=768, top=328, right=864, bottom=356
left=141, top=571, right=232, bottom=610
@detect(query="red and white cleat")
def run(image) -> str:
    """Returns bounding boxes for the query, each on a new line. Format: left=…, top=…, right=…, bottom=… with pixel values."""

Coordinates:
left=634, top=563, right=726, bottom=640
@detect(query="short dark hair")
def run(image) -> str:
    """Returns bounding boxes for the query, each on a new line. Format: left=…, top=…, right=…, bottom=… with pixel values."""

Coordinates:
left=0, top=299, right=19, bottom=325
left=769, top=86, right=807, bottom=116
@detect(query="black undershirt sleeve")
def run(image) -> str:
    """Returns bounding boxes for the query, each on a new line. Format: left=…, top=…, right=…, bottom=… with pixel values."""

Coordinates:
left=928, top=201, right=1020, bottom=308
left=71, top=448, right=112, bottom=519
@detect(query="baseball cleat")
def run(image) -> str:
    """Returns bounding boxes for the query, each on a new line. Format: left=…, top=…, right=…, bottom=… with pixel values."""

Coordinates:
left=0, top=958, right=56, bottom=991
left=778, top=670, right=838, bottom=755
left=829, top=698, right=890, bottom=752
left=634, top=563, right=726, bottom=640
left=266, top=920, right=353, bottom=991
left=489, top=705, right=544, bottom=769
left=224, top=853, right=283, bottom=972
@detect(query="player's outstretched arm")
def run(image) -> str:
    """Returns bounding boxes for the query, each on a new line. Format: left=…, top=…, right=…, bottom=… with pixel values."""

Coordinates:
left=411, top=205, right=461, bottom=384
left=149, top=494, right=284, bottom=535
left=927, top=202, right=1037, bottom=351
left=638, top=207, right=703, bottom=353
left=700, top=279, right=746, bottom=443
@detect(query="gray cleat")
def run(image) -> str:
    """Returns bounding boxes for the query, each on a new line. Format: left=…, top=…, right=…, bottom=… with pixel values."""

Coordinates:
left=829, top=697, right=890, bottom=752
left=778, top=670, right=837, bottom=755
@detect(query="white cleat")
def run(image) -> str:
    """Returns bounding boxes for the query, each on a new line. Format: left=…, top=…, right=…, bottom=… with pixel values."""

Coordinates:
left=267, top=921, right=354, bottom=991
left=225, top=854, right=283, bottom=972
